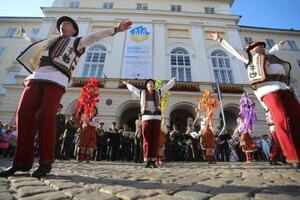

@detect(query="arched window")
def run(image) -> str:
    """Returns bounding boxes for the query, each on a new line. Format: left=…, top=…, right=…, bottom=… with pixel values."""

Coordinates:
left=211, top=49, right=234, bottom=83
left=170, top=47, right=191, bottom=81
left=82, top=44, right=107, bottom=78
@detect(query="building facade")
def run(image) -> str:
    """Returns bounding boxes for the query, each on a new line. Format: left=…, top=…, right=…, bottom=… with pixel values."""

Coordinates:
left=0, top=0, right=300, bottom=135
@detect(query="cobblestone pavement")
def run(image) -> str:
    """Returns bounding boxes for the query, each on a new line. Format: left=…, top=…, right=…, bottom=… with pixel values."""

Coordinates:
left=0, top=158, right=299, bottom=200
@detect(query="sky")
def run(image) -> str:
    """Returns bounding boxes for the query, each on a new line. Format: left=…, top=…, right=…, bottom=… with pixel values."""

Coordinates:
left=0, top=0, right=299, bottom=30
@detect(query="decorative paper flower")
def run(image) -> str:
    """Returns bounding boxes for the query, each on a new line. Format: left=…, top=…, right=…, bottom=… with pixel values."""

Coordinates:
left=155, top=80, right=171, bottom=125
left=196, top=90, right=218, bottom=125
left=76, top=78, right=100, bottom=122
left=239, top=93, right=257, bottom=133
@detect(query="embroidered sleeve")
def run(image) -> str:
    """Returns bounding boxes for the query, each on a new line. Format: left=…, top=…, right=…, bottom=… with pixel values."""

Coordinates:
left=220, top=39, right=249, bottom=64
left=77, top=28, right=115, bottom=50
left=126, top=83, right=141, bottom=98
left=161, top=77, right=176, bottom=95
left=24, top=32, right=45, bottom=43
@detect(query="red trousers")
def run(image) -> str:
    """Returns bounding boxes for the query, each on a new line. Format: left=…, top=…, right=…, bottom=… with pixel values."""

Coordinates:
left=13, top=80, right=64, bottom=167
left=262, top=90, right=300, bottom=163
left=270, top=131, right=282, bottom=161
left=141, top=120, right=161, bottom=162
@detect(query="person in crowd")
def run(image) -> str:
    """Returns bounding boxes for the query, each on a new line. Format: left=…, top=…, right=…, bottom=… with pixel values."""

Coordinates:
left=60, top=114, right=77, bottom=160
left=55, top=104, right=65, bottom=159
left=106, top=122, right=120, bottom=161
left=134, top=116, right=143, bottom=163
left=94, top=122, right=107, bottom=161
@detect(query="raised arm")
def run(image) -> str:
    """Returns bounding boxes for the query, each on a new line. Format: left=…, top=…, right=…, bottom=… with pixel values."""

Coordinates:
left=78, top=20, right=132, bottom=50
left=209, top=32, right=249, bottom=64
left=269, top=40, right=287, bottom=56
left=123, top=81, right=141, bottom=98
left=161, top=77, right=176, bottom=95
left=18, top=26, right=44, bottom=43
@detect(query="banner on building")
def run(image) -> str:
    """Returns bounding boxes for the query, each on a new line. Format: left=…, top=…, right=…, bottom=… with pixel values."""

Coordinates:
left=122, top=24, right=153, bottom=79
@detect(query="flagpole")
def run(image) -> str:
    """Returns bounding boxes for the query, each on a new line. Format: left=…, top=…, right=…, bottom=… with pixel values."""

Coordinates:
left=216, top=81, right=226, bottom=127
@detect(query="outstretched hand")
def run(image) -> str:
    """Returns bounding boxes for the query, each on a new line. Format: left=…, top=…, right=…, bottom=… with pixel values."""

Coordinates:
left=17, top=26, right=25, bottom=37
left=279, top=40, right=287, bottom=46
left=117, top=20, right=132, bottom=32
left=122, top=81, right=129, bottom=85
left=209, top=32, right=221, bottom=41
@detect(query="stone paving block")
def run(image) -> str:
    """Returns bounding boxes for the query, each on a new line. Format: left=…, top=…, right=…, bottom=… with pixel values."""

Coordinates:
left=8, top=177, right=37, bottom=184
left=100, top=185, right=134, bottom=194
left=85, top=183, right=107, bottom=190
left=17, top=185, right=56, bottom=197
left=62, top=187, right=94, bottom=198
left=209, top=185, right=258, bottom=195
left=19, top=191, right=70, bottom=200
left=11, top=180, right=45, bottom=189
left=142, top=194, right=183, bottom=200
left=210, top=193, right=251, bottom=200
left=0, top=185, right=10, bottom=192
left=74, top=191, right=118, bottom=200
left=50, top=181, right=82, bottom=191
left=183, top=184, right=213, bottom=193
left=174, top=191, right=212, bottom=200
left=0, top=192, right=14, bottom=200
left=255, top=193, right=300, bottom=200
left=116, top=189, right=159, bottom=200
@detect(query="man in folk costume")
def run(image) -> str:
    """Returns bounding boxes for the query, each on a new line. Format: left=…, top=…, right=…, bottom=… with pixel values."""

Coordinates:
left=210, top=33, right=300, bottom=170
left=123, top=78, right=175, bottom=168
left=0, top=16, right=132, bottom=178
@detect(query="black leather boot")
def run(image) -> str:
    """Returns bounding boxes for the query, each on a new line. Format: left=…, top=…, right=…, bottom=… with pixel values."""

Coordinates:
left=0, top=165, right=32, bottom=177
left=32, top=165, right=51, bottom=178
left=151, top=161, right=157, bottom=168
left=144, top=161, right=151, bottom=168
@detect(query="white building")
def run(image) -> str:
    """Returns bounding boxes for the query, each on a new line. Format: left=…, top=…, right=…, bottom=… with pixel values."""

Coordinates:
left=0, top=0, right=300, bottom=135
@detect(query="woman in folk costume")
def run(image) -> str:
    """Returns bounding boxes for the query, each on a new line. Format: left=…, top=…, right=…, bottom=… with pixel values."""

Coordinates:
left=77, top=116, right=97, bottom=162
left=0, top=16, right=132, bottom=178
left=199, top=111, right=216, bottom=164
left=123, top=78, right=176, bottom=168
left=210, top=33, right=300, bottom=170
left=238, top=94, right=257, bottom=163
left=76, top=78, right=99, bottom=162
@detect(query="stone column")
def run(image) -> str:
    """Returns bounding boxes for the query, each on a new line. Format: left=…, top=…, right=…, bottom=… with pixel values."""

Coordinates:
left=190, top=22, right=212, bottom=82
left=153, top=20, right=167, bottom=80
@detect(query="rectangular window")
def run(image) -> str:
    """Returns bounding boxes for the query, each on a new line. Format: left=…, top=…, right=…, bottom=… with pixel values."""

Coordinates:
left=297, top=60, right=300, bottom=69
left=137, top=3, right=148, bottom=10
left=186, top=68, right=192, bottom=81
left=83, top=64, right=89, bottom=77
left=31, top=28, right=40, bottom=35
left=103, top=2, right=113, bottom=9
left=0, top=47, right=5, bottom=58
left=171, top=5, right=181, bottom=12
left=69, top=1, right=80, bottom=8
left=244, top=37, right=253, bottom=45
left=4, top=27, right=17, bottom=37
left=266, top=38, right=275, bottom=49
left=287, top=40, right=298, bottom=50
left=204, top=7, right=215, bottom=14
